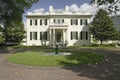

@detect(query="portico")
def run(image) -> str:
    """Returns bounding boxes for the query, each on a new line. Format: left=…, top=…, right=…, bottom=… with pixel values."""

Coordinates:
left=49, top=27, right=67, bottom=46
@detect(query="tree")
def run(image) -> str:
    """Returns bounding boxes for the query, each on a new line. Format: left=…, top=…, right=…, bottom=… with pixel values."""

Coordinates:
left=0, top=0, right=39, bottom=45
left=0, top=0, right=39, bottom=25
left=90, top=9, right=118, bottom=45
left=91, top=0, right=120, bottom=14
left=2, top=22, right=26, bottom=45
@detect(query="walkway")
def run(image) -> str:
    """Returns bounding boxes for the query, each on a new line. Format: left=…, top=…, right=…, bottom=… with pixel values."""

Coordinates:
left=0, top=49, right=120, bottom=80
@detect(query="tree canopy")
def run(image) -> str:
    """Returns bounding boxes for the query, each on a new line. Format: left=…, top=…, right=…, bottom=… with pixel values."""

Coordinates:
left=90, top=9, right=118, bottom=44
left=91, top=0, right=120, bottom=14
left=0, top=0, right=39, bottom=45
left=0, top=0, right=39, bottom=25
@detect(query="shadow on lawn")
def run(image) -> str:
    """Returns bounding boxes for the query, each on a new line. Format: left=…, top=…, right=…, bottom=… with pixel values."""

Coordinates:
left=4, top=47, right=120, bottom=80
left=60, top=49, right=120, bottom=80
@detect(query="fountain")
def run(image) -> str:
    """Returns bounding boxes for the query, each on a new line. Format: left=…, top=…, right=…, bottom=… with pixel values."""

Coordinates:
left=43, top=42, right=72, bottom=56
left=55, top=43, right=59, bottom=54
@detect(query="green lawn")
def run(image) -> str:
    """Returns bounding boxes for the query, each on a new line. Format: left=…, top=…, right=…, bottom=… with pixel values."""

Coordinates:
left=6, top=51, right=104, bottom=67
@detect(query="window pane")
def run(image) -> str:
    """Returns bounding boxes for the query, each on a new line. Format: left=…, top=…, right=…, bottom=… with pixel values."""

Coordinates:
left=35, top=20, right=37, bottom=25
left=35, top=32, right=37, bottom=40
left=45, top=19, right=47, bottom=25
left=76, top=32, right=78, bottom=39
left=76, top=19, right=78, bottom=25
left=44, top=32, right=47, bottom=40
left=30, top=20, right=32, bottom=26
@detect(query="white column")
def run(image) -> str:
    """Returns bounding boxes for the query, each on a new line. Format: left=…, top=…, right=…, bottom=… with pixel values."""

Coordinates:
left=50, top=29, right=51, bottom=42
left=63, top=29, right=66, bottom=43
left=53, top=29, right=55, bottom=44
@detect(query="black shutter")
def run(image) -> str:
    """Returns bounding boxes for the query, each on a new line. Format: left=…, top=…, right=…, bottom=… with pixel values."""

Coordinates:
left=30, top=32, right=32, bottom=40
left=71, top=19, right=73, bottom=25
left=45, top=19, right=47, bottom=25
left=45, top=32, right=47, bottom=40
left=62, top=19, right=64, bottom=23
left=85, top=19, right=88, bottom=25
left=76, top=19, right=78, bottom=25
left=76, top=32, right=78, bottom=40
left=30, top=20, right=32, bottom=26
left=40, top=32, right=42, bottom=40
left=86, top=32, right=88, bottom=40
left=80, top=32, right=82, bottom=40
left=40, top=20, right=42, bottom=25
left=35, top=20, right=37, bottom=25
left=80, top=19, right=82, bottom=25
left=71, top=32, right=73, bottom=40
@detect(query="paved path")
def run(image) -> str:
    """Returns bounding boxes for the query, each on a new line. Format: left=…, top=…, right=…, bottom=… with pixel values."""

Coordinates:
left=0, top=49, right=120, bottom=80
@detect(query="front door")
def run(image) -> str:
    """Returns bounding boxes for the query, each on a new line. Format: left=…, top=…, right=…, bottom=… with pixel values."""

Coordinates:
left=55, top=32, right=62, bottom=42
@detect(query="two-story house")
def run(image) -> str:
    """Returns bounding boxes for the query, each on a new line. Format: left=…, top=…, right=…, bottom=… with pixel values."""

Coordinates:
left=25, top=6, right=92, bottom=46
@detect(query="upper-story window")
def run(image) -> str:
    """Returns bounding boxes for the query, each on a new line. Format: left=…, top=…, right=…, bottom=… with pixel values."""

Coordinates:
left=30, top=19, right=37, bottom=26
left=40, top=19, right=47, bottom=25
left=71, top=19, right=78, bottom=25
left=80, top=19, right=82, bottom=25
left=53, top=19, right=64, bottom=24
left=80, top=19, right=88, bottom=25
left=85, top=19, right=88, bottom=25
left=30, top=19, right=32, bottom=26
left=35, top=20, right=37, bottom=26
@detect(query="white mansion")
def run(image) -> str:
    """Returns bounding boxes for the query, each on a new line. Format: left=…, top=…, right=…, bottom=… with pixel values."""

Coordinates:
left=25, top=6, right=92, bottom=46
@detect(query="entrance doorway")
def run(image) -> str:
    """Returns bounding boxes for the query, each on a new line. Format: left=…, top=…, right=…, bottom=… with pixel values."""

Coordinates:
left=55, top=32, right=62, bottom=42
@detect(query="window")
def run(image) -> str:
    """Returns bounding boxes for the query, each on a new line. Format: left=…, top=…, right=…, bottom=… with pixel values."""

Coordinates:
left=30, top=32, right=37, bottom=40
left=80, top=19, right=82, bottom=25
left=45, top=19, right=47, bottom=25
left=53, top=19, right=64, bottom=24
left=35, top=20, right=37, bottom=25
left=86, top=32, right=88, bottom=40
left=71, top=19, right=78, bottom=25
left=40, top=32, right=47, bottom=40
left=71, top=32, right=78, bottom=40
left=80, top=31, right=88, bottom=40
left=40, top=19, right=48, bottom=25
left=62, top=19, right=64, bottom=23
left=85, top=19, right=88, bottom=25
left=40, top=19, right=42, bottom=25
left=30, top=20, right=32, bottom=26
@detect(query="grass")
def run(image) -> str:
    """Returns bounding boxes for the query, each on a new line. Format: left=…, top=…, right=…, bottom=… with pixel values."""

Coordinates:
left=6, top=50, right=104, bottom=67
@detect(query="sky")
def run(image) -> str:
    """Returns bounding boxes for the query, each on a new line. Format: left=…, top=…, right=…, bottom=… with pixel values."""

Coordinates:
left=23, top=0, right=120, bottom=24
left=27, top=0, right=91, bottom=12
left=23, top=0, right=95, bottom=23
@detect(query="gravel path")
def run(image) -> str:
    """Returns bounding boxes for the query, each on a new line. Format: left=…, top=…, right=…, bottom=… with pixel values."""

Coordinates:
left=0, top=49, right=120, bottom=80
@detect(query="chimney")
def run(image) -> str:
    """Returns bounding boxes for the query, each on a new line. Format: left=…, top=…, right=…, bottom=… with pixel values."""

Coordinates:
left=49, top=6, right=53, bottom=12
left=65, top=5, right=69, bottom=12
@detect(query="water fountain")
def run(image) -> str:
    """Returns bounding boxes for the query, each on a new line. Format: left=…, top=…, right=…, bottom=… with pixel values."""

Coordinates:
left=43, top=42, right=72, bottom=56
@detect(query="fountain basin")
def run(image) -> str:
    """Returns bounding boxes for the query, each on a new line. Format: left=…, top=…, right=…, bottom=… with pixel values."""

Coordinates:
left=42, top=52, right=72, bottom=56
